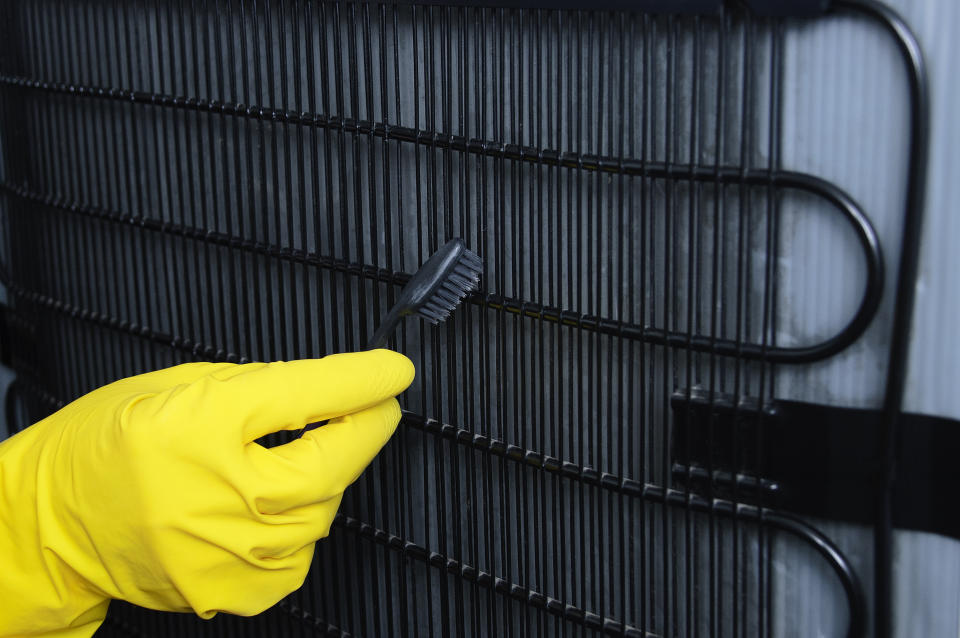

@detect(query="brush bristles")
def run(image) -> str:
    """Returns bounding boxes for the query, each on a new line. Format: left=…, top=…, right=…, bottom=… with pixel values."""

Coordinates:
left=417, top=249, right=482, bottom=324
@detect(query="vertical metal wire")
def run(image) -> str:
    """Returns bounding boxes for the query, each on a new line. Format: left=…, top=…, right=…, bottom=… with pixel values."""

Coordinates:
left=759, top=19, right=784, bottom=638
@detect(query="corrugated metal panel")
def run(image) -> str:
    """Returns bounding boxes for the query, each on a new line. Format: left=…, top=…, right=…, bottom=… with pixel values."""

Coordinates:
left=886, top=2, right=960, bottom=634
left=896, top=0, right=960, bottom=421
left=776, top=1, right=960, bottom=419
left=779, top=4, right=960, bottom=636
left=778, top=11, right=907, bottom=409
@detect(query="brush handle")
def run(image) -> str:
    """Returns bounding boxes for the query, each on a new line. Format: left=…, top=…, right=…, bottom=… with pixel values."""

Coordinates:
left=296, top=306, right=407, bottom=439
left=365, top=305, right=406, bottom=350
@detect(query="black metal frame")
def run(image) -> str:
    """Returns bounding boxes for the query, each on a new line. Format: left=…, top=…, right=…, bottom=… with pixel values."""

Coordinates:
left=0, top=1, right=933, bottom=637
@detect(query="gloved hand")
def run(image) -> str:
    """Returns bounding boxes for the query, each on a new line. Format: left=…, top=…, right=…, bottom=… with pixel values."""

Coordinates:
left=0, top=350, right=415, bottom=638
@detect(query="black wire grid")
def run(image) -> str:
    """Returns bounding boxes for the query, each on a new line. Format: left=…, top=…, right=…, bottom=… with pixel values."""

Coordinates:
left=0, top=1, right=928, bottom=637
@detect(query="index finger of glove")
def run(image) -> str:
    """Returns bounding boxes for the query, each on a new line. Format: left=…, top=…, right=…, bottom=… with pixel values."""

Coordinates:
left=200, top=350, right=414, bottom=443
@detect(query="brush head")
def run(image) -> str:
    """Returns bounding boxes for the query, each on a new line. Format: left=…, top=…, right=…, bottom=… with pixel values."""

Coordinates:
left=365, top=238, right=482, bottom=351
left=404, top=238, right=482, bottom=323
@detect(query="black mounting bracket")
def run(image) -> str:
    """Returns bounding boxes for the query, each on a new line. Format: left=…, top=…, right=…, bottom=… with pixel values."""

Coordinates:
left=671, top=390, right=960, bottom=540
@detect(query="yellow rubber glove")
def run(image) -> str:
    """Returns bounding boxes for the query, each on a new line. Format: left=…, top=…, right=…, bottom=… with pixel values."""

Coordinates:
left=0, top=350, right=414, bottom=638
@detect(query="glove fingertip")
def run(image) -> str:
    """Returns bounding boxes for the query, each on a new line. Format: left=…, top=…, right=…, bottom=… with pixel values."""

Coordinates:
left=367, top=349, right=416, bottom=392
left=321, top=397, right=402, bottom=449
left=379, top=396, right=403, bottom=444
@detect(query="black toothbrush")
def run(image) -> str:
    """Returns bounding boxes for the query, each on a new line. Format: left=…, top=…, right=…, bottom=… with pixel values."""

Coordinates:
left=365, top=238, right=482, bottom=350
left=297, top=238, right=482, bottom=437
